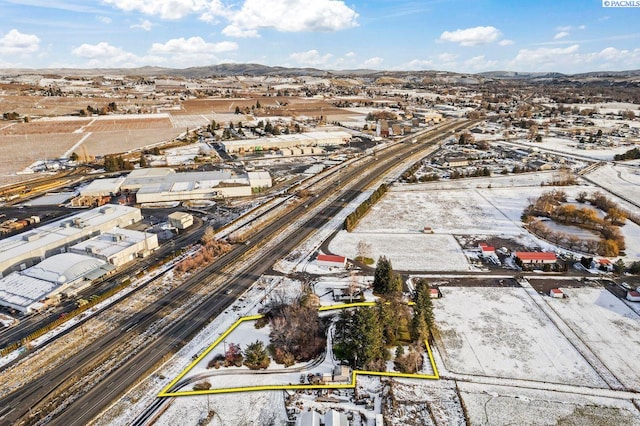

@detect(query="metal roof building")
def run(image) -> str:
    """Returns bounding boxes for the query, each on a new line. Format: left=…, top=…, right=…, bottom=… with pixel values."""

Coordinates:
left=0, top=252, right=110, bottom=314
left=0, top=205, right=142, bottom=277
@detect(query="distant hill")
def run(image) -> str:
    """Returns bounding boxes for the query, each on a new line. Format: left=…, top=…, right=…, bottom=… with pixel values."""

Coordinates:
left=0, top=63, right=638, bottom=81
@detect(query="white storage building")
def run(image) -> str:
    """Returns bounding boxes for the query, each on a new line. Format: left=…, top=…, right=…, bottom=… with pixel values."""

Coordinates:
left=0, top=252, right=112, bottom=314
left=222, top=131, right=351, bottom=154
left=119, top=168, right=272, bottom=203
left=168, top=212, right=194, bottom=230
left=0, top=205, right=142, bottom=277
left=70, top=228, right=158, bottom=266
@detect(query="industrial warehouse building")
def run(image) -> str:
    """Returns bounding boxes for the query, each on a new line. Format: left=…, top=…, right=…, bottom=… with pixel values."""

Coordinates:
left=0, top=227, right=157, bottom=314
left=0, top=205, right=142, bottom=278
left=221, top=131, right=352, bottom=154
left=0, top=253, right=112, bottom=314
left=120, top=168, right=272, bottom=203
left=70, top=228, right=158, bottom=266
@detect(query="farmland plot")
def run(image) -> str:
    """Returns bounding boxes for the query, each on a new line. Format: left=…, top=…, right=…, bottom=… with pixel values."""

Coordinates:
left=546, top=288, right=640, bottom=392
left=459, top=382, right=640, bottom=426
left=354, top=188, right=523, bottom=235
left=434, top=287, right=606, bottom=387
left=82, top=128, right=185, bottom=155
left=329, top=231, right=470, bottom=271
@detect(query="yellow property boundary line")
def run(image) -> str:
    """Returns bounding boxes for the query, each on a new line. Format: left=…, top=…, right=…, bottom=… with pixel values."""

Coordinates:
left=159, top=302, right=439, bottom=397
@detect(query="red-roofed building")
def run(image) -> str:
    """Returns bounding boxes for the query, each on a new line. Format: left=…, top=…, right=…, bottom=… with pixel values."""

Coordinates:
left=515, top=252, right=557, bottom=263
left=626, top=291, right=640, bottom=302
left=549, top=288, right=564, bottom=298
left=429, top=288, right=441, bottom=299
left=593, top=258, right=614, bottom=272
left=514, top=252, right=557, bottom=270
left=480, top=245, right=495, bottom=255
left=317, top=254, right=347, bottom=268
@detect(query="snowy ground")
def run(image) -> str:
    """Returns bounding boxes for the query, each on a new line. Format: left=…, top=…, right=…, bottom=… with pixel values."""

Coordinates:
left=329, top=231, right=471, bottom=271
left=546, top=287, right=640, bottom=392
left=458, top=381, right=640, bottom=426
left=434, top=287, right=606, bottom=387
left=585, top=162, right=640, bottom=206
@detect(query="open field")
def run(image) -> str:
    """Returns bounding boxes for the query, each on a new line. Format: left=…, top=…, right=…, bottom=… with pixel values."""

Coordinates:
left=179, top=97, right=361, bottom=120
left=0, top=119, right=88, bottom=135
left=585, top=163, right=640, bottom=206
left=85, top=117, right=174, bottom=132
left=0, top=94, right=159, bottom=117
left=0, top=133, right=84, bottom=184
left=82, top=128, right=185, bottom=155
left=459, top=381, right=640, bottom=426
left=434, top=287, right=607, bottom=387
left=329, top=231, right=470, bottom=271
left=547, top=287, right=640, bottom=392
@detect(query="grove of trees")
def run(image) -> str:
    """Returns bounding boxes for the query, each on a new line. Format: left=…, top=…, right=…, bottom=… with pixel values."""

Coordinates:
left=523, top=190, right=627, bottom=256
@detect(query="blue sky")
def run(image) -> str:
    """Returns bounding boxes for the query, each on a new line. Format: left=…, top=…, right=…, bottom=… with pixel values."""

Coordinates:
left=0, top=0, right=638, bottom=72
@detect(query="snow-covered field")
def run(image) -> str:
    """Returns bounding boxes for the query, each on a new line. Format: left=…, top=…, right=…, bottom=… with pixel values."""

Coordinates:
left=507, top=137, right=632, bottom=161
left=434, top=287, right=606, bottom=387
left=585, top=162, right=640, bottom=206
left=458, top=381, right=640, bottom=426
left=329, top=231, right=471, bottom=271
left=546, top=287, right=640, bottom=392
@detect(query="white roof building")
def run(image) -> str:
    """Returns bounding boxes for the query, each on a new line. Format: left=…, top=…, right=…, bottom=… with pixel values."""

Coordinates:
left=0, top=205, right=142, bottom=277
left=0, top=253, right=110, bottom=313
left=119, top=168, right=272, bottom=203
left=70, top=228, right=158, bottom=266
left=221, top=131, right=351, bottom=154
left=80, top=177, right=126, bottom=197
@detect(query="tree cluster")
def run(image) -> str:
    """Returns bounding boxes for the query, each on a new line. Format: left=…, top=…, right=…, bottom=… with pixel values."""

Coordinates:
left=176, top=227, right=232, bottom=273
left=373, top=256, right=402, bottom=294
left=523, top=191, right=626, bottom=256
left=411, top=279, right=435, bottom=342
left=2, top=111, right=20, bottom=120
left=103, top=155, right=134, bottom=172
left=344, top=184, right=388, bottom=232
left=614, top=147, right=640, bottom=161
left=267, top=295, right=326, bottom=366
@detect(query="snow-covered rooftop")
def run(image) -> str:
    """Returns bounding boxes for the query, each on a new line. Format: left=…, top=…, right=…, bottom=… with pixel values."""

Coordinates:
left=22, top=253, right=106, bottom=284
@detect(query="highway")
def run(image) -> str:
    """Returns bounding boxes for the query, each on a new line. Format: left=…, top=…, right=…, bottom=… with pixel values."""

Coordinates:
left=0, top=119, right=475, bottom=426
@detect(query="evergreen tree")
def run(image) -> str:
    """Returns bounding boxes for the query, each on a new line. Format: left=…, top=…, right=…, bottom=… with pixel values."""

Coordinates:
left=335, top=307, right=386, bottom=370
left=243, top=340, right=270, bottom=370
left=373, top=256, right=402, bottom=294
left=411, top=278, right=435, bottom=342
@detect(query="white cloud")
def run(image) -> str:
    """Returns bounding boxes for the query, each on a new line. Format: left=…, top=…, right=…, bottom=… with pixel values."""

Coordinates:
left=131, top=19, right=153, bottom=31
left=510, top=44, right=640, bottom=72
left=289, top=49, right=333, bottom=67
left=362, top=57, right=383, bottom=68
left=103, top=0, right=225, bottom=20
left=97, top=16, right=112, bottom=24
left=0, top=29, right=40, bottom=55
left=464, top=55, right=498, bottom=71
left=71, top=41, right=144, bottom=67
left=345, top=51, right=356, bottom=57
left=222, top=0, right=358, bottom=37
left=499, top=39, right=514, bottom=46
left=405, top=59, right=434, bottom=70
left=513, top=44, right=580, bottom=66
left=438, top=53, right=458, bottom=62
left=439, top=26, right=501, bottom=46
left=150, top=36, right=237, bottom=54
left=554, top=31, right=570, bottom=40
